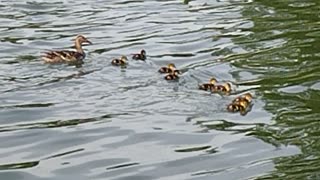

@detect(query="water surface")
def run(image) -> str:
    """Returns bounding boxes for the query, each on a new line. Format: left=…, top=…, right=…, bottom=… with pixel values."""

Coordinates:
left=0, top=0, right=319, bottom=179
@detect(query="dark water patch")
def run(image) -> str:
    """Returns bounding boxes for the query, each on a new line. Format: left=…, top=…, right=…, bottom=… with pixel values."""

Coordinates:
left=93, top=42, right=145, bottom=54
left=1, top=74, right=45, bottom=82
left=191, top=168, right=225, bottom=176
left=34, top=69, right=99, bottom=87
left=16, top=55, right=38, bottom=61
left=0, top=114, right=114, bottom=132
left=152, top=53, right=195, bottom=58
left=174, top=145, right=213, bottom=153
left=0, top=161, right=39, bottom=171
left=43, top=148, right=84, bottom=160
left=106, top=162, right=140, bottom=170
left=0, top=60, right=20, bottom=65
left=0, top=103, right=55, bottom=109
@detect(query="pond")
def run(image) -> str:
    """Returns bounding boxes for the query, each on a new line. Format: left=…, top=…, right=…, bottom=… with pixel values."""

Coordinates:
left=0, top=0, right=319, bottom=179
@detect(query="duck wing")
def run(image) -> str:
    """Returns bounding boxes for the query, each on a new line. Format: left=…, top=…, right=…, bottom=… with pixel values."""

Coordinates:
left=42, top=50, right=84, bottom=63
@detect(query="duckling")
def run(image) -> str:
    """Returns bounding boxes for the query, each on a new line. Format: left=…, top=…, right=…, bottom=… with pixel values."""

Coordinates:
left=164, top=71, right=180, bottom=81
left=158, top=63, right=177, bottom=74
left=198, top=77, right=217, bottom=91
left=227, top=103, right=241, bottom=113
left=238, top=100, right=250, bottom=111
left=111, top=56, right=128, bottom=66
left=227, top=100, right=248, bottom=112
left=132, top=49, right=146, bottom=60
left=233, top=93, right=253, bottom=104
left=213, top=82, right=232, bottom=93
left=227, top=94, right=253, bottom=115
left=41, top=35, right=92, bottom=64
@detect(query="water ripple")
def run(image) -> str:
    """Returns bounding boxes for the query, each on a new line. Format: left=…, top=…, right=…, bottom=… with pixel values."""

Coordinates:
left=0, top=0, right=316, bottom=179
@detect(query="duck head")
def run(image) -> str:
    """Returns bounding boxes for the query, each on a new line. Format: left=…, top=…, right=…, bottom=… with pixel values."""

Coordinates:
left=120, top=56, right=128, bottom=62
left=209, top=77, right=217, bottom=85
left=141, top=49, right=146, bottom=56
left=243, top=93, right=253, bottom=102
left=167, top=63, right=176, bottom=70
left=220, top=82, right=231, bottom=92
left=238, top=100, right=249, bottom=109
left=75, top=35, right=92, bottom=45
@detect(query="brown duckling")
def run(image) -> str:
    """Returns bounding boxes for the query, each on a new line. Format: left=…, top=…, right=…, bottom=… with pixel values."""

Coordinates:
left=41, top=35, right=92, bottom=64
left=233, top=93, right=253, bottom=104
left=111, top=56, right=128, bottom=66
left=213, top=82, right=232, bottom=93
left=198, top=77, right=217, bottom=91
left=227, top=100, right=250, bottom=115
left=158, top=63, right=181, bottom=74
left=132, top=49, right=146, bottom=60
left=227, top=101, right=250, bottom=112
left=227, top=93, right=253, bottom=115
left=164, top=71, right=180, bottom=81
left=227, top=103, right=241, bottom=113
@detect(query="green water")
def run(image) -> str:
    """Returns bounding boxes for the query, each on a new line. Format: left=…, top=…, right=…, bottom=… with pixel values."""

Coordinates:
left=234, top=1, right=320, bottom=179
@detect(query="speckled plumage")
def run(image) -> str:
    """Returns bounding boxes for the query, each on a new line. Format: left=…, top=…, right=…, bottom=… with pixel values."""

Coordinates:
left=41, top=35, right=92, bottom=64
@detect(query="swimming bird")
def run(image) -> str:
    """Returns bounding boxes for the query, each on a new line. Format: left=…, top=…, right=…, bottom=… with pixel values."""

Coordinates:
left=111, top=56, right=128, bottom=66
left=132, top=49, right=146, bottom=61
left=41, top=35, right=92, bottom=64
left=227, top=93, right=253, bottom=115
left=227, top=100, right=250, bottom=115
left=164, top=70, right=180, bottom=81
left=213, top=82, right=232, bottom=94
left=233, top=93, right=252, bottom=104
left=198, top=77, right=217, bottom=91
left=158, top=63, right=181, bottom=74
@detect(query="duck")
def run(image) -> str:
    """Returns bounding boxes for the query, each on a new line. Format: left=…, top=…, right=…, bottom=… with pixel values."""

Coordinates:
left=111, top=56, right=128, bottom=66
left=227, top=93, right=253, bottom=115
left=227, top=101, right=246, bottom=112
left=158, top=63, right=181, bottom=74
left=227, top=100, right=250, bottom=115
left=132, top=49, right=146, bottom=60
left=158, top=63, right=175, bottom=73
left=233, top=93, right=252, bottom=104
left=164, top=70, right=180, bottom=81
left=198, top=77, right=217, bottom=91
left=212, top=82, right=232, bottom=93
left=41, top=35, right=92, bottom=64
left=227, top=103, right=241, bottom=113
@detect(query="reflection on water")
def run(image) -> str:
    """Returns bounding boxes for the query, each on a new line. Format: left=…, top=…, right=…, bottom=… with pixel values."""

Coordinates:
left=0, top=0, right=319, bottom=179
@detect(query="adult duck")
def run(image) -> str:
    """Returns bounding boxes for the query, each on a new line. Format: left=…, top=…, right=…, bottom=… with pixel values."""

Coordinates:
left=41, top=35, right=92, bottom=64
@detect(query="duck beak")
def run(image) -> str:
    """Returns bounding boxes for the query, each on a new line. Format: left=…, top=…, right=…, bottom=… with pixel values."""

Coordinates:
left=85, top=40, right=93, bottom=45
